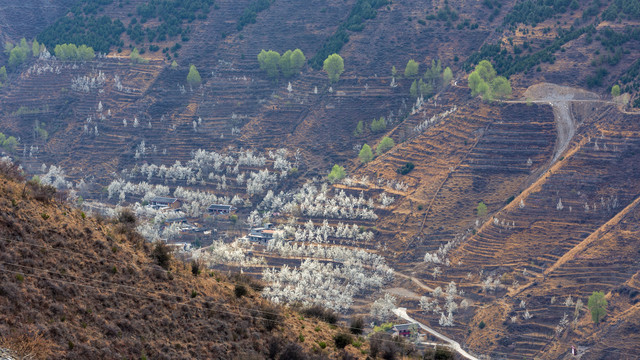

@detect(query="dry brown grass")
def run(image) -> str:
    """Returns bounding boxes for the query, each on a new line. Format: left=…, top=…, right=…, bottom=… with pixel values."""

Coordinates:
left=0, top=332, right=54, bottom=360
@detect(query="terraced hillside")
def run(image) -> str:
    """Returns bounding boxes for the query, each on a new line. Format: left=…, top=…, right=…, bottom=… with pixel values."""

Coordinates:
left=1, top=0, right=640, bottom=359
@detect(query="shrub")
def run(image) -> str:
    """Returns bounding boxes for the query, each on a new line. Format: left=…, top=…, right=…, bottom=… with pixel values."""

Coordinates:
left=0, top=157, right=24, bottom=181
left=27, top=180, right=56, bottom=203
left=191, top=290, right=198, bottom=298
left=349, top=316, right=364, bottom=334
left=262, top=306, right=281, bottom=332
left=478, top=321, right=486, bottom=329
left=152, top=242, right=172, bottom=269
left=234, top=284, right=248, bottom=298
left=191, top=260, right=202, bottom=276
left=333, top=333, right=353, bottom=349
left=396, top=162, right=415, bottom=175
left=279, top=342, right=306, bottom=360
left=266, top=336, right=281, bottom=358
left=317, top=341, right=327, bottom=349
left=301, top=305, right=338, bottom=324
left=117, top=208, right=137, bottom=226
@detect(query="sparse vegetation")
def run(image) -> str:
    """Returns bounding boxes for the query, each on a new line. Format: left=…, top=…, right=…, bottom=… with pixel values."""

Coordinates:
left=333, top=332, right=352, bottom=349
left=152, top=242, right=172, bottom=269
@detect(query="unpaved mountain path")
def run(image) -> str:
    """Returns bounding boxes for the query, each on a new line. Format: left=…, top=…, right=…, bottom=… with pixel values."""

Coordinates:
left=393, top=308, right=479, bottom=360
left=507, top=83, right=602, bottom=165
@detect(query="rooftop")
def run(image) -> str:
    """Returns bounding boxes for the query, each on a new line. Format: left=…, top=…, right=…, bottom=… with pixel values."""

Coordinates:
left=151, top=196, right=178, bottom=204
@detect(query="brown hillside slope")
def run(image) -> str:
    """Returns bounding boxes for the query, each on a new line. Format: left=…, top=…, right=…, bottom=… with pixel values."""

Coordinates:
left=0, top=169, right=365, bottom=359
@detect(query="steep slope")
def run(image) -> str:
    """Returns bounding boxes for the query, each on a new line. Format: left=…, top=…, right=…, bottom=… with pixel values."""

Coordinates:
left=0, top=167, right=366, bottom=359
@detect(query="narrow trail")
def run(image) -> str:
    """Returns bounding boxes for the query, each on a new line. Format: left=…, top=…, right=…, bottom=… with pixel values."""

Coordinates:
left=393, top=308, right=479, bottom=360
left=393, top=270, right=435, bottom=292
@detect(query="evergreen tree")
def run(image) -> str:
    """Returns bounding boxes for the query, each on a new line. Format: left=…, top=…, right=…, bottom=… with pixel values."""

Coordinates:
left=468, top=60, right=511, bottom=100
left=370, top=117, right=386, bottom=133
left=130, top=48, right=148, bottom=64
left=32, top=39, right=40, bottom=57
left=279, top=50, right=293, bottom=77
left=405, top=59, right=419, bottom=78
left=258, top=50, right=281, bottom=79
left=419, top=79, right=432, bottom=97
left=0, top=66, right=7, bottom=84
left=323, top=53, right=344, bottom=83
left=354, top=120, right=364, bottom=136
left=423, top=59, right=442, bottom=87
left=376, top=136, right=395, bottom=155
left=588, top=291, right=607, bottom=325
left=359, top=144, right=373, bottom=163
left=327, top=164, right=346, bottom=183
left=187, top=64, right=202, bottom=88
left=491, top=76, right=512, bottom=99
left=8, top=46, right=28, bottom=69
left=290, top=48, right=306, bottom=73
left=410, top=80, right=418, bottom=98
left=171, top=60, right=178, bottom=69
left=443, top=66, right=453, bottom=85
left=476, top=201, right=487, bottom=216
left=611, top=84, right=621, bottom=97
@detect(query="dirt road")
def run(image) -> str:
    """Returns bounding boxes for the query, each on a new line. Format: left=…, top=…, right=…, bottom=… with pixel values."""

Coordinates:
left=393, top=308, right=479, bottom=360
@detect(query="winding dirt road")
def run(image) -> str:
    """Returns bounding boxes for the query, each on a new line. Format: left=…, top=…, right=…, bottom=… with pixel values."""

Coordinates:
left=393, top=308, right=479, bottom=360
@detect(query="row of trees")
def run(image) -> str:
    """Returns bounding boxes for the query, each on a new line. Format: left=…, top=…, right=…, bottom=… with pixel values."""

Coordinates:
left=257, top=49, right=306, bottom=79
left=54, top=43, right=96, bottom=61
left=5, top=38, right=45, bottom=70
left=468, top=60, right=512, bottom=101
